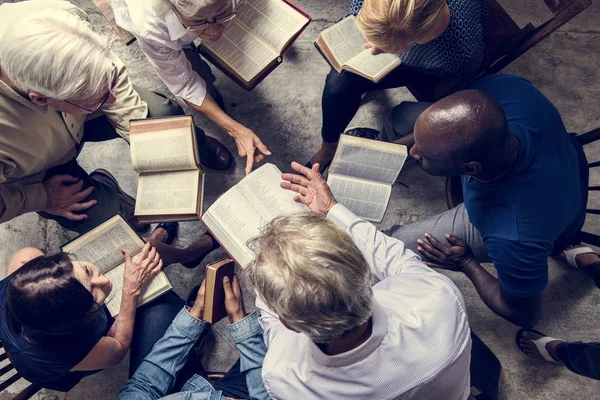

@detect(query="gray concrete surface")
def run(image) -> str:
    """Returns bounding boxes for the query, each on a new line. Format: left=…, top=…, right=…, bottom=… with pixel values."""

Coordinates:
left=0, top=0, right=599, bottom=399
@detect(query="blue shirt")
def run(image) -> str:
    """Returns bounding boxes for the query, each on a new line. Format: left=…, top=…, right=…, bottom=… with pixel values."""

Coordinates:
left=349, top=0, right=488, bottom=76
left=118, top=308, right=269, bottom=400
left=464, top=74, right=586, bottom=298
left=0, top=277, right=112, bottom=390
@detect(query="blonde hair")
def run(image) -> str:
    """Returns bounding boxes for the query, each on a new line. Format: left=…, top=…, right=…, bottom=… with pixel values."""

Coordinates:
left=357, top=0, right=447, bottom=53
left=247, top=212, right=373, bottom=343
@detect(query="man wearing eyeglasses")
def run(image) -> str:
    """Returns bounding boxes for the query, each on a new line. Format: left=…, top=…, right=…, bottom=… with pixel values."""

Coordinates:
left=110, top=0, right=272, bottom=175
left=0, top=0, right=232, bottom=234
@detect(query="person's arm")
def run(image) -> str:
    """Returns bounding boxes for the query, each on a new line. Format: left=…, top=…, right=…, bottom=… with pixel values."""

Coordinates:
left=136, top=37, right=270, bottom=174
left=224, top=275, right=270, bottom=400
left=327, top=203, right=432, bottom=280
left=100, top=53, right=149, bottom=140
left=118, top=282, right=211, bottom=400
left=0, top=171, right=96, bottom=223
left=280, top=161, right=429, bottom=280
left=72, top=243, right=163, bottom=371
left=393, top=133, right=415, bottom=150
left=416, top=234, right=544, bottom=327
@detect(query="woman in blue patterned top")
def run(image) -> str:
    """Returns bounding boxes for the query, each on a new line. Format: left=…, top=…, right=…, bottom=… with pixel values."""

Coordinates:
left=309, top=0, right=488, bottom=171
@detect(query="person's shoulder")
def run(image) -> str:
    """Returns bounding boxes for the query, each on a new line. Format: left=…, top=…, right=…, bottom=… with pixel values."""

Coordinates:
left=471, top=73, right=533, bottom=93
left=375, top=272, right=467, bottom=319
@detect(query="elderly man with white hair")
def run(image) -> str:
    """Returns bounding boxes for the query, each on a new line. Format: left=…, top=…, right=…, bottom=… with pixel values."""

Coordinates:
left=247, top=161, right=473, bottom=400
left=0, top=0, right=232, bottom=235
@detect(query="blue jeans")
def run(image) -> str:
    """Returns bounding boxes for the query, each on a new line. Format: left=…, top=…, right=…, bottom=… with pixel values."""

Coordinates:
left=120, top=308, right=268, bottom=400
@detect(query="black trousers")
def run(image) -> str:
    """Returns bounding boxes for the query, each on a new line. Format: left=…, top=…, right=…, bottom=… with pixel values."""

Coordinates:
left=556, top=341, right=600, bottom=380
left=320, top=66, right=441, bottom=143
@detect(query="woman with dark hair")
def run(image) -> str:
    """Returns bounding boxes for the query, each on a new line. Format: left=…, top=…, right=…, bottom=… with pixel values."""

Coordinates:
left=0, top=243, right=161, bottom=391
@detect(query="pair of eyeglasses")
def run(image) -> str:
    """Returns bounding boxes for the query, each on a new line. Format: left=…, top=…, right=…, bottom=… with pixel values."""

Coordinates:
left=175, top=0, right=238, bottom=33
left=64, top=64, right=118, bottom=113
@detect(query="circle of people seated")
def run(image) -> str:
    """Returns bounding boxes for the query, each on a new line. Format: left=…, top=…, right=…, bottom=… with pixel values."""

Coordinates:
left=0, top=0, right=597, bottom=399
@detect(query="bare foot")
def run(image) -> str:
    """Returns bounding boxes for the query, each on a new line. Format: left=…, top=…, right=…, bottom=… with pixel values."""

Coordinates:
left=519, top=331, right=563, bottom=362
left=309, top=142, right=338, bottom=172
left=560, top=244, right=600, bottom=271
left=146, top=227, right=169, bottom=243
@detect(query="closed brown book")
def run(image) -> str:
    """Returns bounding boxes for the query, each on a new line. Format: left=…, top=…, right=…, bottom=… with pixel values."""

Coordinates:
left=203, top=259, right=236, bottom=324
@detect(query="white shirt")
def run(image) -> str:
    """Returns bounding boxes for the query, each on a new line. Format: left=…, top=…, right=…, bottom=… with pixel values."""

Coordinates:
left=108, top=0, right=208, bottom=106
left=256, top=204, right=472, bottom=400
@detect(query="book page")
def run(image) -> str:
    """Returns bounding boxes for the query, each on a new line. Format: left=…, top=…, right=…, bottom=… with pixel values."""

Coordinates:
left=130, top=127, right=197, bottom=174
left=327, top=174, right=391, bottom=222
left=320, top=16, right=366, bottom=66
left=237, top=0, right=309, bottom=52
left=344, top=49, right=402, bottom=81
left=104, top=264, right=171, bottom=316
left=63, top=215, right=143, bottom=274
left=202, top=20, right=279, bottom=82
left=203, top=163, right=308, bottom=268
left=329, top=137, right=408, bottom=185
left=135, top=170, right=200, bottom=216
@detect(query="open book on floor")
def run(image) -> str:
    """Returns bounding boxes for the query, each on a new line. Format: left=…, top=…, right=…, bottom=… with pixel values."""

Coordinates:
left=196, top=0, right=310, bottom=90
left=203, top=259, right=236, bottom=324
left=130, top=116, right=205, bottom=223
left=61, top=214, right=172, bottom=317
left=327, top=134, right=408, bottom=223
left=315, top=15, right=401, bottom=83
left=202, top=163, right=309, bottom=268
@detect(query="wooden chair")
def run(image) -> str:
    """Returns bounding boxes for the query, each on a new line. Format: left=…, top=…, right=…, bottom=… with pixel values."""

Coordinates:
left=0, top=343, right=41, bottom=400
left=92, top=0, right=136, bottom=45
left=445, top=127, right=600, bottom=248
left=407, top=0, right=592, bottom=102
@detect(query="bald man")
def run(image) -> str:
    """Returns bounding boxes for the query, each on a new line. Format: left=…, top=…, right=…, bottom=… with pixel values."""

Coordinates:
left=375, top=74, right=588, bottom=327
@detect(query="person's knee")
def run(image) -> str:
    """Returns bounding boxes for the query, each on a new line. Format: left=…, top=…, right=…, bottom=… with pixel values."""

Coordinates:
left=7, top=247, right=44, bottom=275
left=144, top=90, right=184, bottom=118
left=387, top=102, right=429, bottom=136
left=324, top=70, right=356, bottom=99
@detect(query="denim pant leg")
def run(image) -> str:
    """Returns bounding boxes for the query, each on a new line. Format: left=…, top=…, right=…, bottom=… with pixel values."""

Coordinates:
left=379, top=101, right=433, bottom=143
left=129, top=291, right=186, bottom=377
left=386, top=203, right=490, bottom=262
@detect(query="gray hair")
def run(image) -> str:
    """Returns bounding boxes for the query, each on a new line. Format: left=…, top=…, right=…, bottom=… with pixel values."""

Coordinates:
left=0, top=8, right=112, bottom=101
left=247, top=212, right=374, bottom=343
left=168, top=0, right=222, bottom=19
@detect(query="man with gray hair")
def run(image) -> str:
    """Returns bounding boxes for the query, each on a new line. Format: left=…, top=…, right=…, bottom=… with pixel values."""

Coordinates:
left=247, top=161, right=472, bottom=399
left=0, top=0, right=231, bottom=234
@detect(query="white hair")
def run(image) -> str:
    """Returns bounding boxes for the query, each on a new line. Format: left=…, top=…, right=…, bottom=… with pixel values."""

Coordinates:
left=0, top=8, right=112, bottom=101
left=248, top=212, right=374, bottom=343
left=168, top=0, right=222, bottom=19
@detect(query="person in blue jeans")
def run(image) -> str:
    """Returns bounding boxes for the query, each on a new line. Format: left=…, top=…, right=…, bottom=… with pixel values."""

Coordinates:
left=371, top=74, right=589, bottom=328
left=119, top=274, right=269, bottom=400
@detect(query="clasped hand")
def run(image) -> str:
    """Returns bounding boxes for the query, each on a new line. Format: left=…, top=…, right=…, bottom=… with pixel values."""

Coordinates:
left=416, top=233, right=475, bottom=272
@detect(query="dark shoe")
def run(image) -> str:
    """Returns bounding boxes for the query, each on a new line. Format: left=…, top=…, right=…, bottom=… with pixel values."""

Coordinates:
left=150, top=222, right=179, bottom=245
left=198, top=134, right=234, bottom=171
left=344, top=127, right=380, bottom=140
left=90, top=169, right=149, bottom=232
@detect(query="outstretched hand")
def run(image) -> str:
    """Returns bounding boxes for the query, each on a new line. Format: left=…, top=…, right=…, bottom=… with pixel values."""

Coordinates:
left=417, top=233, right=475, bottom=272
left=280, top=161, right=337, bottom=217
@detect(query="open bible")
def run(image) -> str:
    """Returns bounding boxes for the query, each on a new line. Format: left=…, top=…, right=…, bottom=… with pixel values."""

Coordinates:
left=130, top=116, right=204, bottom=223
left=202, top=163, right=308, bottom=268
left=196, top=0, right=310, bottom=90
left=61, top=214, right=172, bottom=317
left=315, top=15, right=401, bottom=82
left=327, top=134, right=408, bottom=223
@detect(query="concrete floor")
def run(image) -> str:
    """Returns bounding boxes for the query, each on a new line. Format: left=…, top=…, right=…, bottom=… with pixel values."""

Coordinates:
left=0, top=0, right=599, bottom=399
